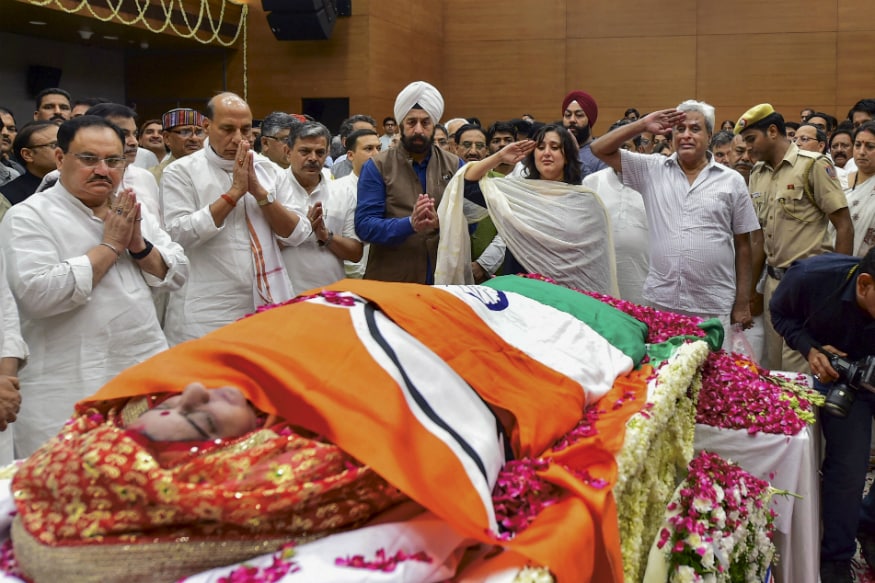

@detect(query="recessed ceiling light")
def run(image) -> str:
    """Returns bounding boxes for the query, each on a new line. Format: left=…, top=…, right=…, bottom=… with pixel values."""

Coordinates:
left=29, top=20, right=46, bottom=25
left=103, top=35, right=118, bottom=40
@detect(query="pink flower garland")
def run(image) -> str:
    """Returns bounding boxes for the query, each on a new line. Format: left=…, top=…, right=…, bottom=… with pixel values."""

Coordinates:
left=696, top=351, right=818, bottom=435
left=210, top=544, right=299, bottom=583
left=334, top=548, right=432, bottom=572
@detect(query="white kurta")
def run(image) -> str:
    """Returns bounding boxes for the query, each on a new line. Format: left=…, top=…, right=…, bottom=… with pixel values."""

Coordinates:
left=281, top=173, right=359, bottom=292
left=0, top=181, right=188, bottom=457
left=162, top=148, right=311, bottom=345
left=582, top=168, right=650, bottom=305
left=123, top=165, right=161, bottom=226
left=333, top=173, right=371, bottom=279
left=0, top=254, right=26, bottom=464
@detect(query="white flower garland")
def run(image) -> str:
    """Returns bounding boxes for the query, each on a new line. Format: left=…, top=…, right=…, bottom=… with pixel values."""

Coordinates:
left=615, top=340, right=711, bottom=582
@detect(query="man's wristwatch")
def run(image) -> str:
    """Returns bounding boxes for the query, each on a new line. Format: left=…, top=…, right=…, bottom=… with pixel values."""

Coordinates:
left=129, top=239, right=153, bottom=260
left=317, top=231, right=334, bottom=247
left=257, top=192, right=276, bottom=206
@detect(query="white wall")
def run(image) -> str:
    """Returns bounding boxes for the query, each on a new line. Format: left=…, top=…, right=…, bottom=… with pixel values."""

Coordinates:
left=0, top=31, right=124, bottom=124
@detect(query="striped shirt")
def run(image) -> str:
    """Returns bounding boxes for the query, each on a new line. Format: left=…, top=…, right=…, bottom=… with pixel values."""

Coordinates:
left=619, top=150, right=759, bottom=314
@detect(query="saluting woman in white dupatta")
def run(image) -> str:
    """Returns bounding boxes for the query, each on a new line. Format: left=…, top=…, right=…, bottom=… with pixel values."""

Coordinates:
left=436, top=123, right=618, bottom=295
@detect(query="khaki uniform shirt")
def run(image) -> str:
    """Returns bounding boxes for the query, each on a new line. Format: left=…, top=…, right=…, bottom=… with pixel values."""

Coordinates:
left=748, top=142, right=847, bottom=268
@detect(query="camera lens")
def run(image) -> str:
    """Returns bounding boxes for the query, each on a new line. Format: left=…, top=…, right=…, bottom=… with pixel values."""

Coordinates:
left=823, top=383, right=855, bottom=418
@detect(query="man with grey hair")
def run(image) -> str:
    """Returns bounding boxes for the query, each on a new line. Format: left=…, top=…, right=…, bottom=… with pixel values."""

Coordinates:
left=259, top=111, right=301, bottom=170
left=591, top=100, right=761, bottom=345
left=330, top=114, right=376, bottom=179
left=161, top=92, right=311, bottom=344
left=281, top=121, right=362, bottom=291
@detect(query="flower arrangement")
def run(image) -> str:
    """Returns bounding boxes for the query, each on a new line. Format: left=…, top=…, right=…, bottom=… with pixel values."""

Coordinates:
left=697, top=351, right=824, bottom=436
left=615, top=340, right=711, bottom=582
left=654, top=451, right=776, bottom=583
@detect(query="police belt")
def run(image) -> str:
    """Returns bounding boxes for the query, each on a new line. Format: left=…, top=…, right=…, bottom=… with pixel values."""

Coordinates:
left=766, top=264, right=787, bottom=280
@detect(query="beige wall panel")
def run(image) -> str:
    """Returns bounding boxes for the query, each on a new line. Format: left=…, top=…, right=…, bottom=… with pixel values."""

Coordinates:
left=367, top=0, right=442, bottom=42
left=838, top=0, right=875, bottom=31
left=441, top=40, right=567, bottom=123
left=443, top=0, right=566, bottom=41
left=696, top=33, right=836, bottom=112
left=368, top=16, right=443, bottom=105
left=697, top=0, right=836, bottom=35
left=568, top=0, right=696, bottom=39
left=837, top=32, right=875, bottom=105
left=566, top=37, right=697, bottom=118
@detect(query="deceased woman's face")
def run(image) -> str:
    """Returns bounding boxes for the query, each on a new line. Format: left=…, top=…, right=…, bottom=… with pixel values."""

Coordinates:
left=129, top=383, right=258, bottom=442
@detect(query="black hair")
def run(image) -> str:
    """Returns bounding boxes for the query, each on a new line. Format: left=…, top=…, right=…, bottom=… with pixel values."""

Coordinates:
left=85, top=103, right=138, bottom=122
left=709, top=130, right=735, bottom=149
left=861, top=245, right=875, bottom=278
left=74, top=97, right=109, bottom=110
left=746, top=112, right=787, bottom=137
left=139, top=118, right=163, bottom=135
left=853, top=121, right=875, bottom=142
left=808, top=112, right=835, bottom=133
left=382, top=116, right=396, bottom=125
left=339, top=114, right=376, bottom=140
left=848, top=99, right=875, bottom=122
left=522, top=123, right=581, bottom=185
left=0, top=106, right=15, bottom=121
left=453, top=123, right=486, bottom=145
left=785, top=121, right=800, bottom=131
left=624, top=108, right=640, bottom=118
left=56, top=115, right=125, bottom=153
left=11, top=121, right=57, bottom=161
left=345, top=128, right=379, bottom=152
left=486, top=121, right=517, bottom=143
left=829, top=127, right=854, bottom=148
left=34, top=88, right=71, bottom=111
left=509, top=118, right=534, bottom=137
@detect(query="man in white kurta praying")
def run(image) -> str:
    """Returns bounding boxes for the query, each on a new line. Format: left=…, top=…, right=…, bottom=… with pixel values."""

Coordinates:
left=0, top=115, right=189, bottom=457
left=161, top=92, right=312, bottom=345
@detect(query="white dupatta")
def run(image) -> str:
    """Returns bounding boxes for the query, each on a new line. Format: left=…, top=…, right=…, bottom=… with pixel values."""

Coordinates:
left=436, top=164, right=619, bottom=296
left=205, top=146, right=295, bottom=307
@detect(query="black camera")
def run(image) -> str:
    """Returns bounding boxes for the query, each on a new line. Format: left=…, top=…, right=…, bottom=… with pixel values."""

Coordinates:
left=822, top=354, right=875, bottom=417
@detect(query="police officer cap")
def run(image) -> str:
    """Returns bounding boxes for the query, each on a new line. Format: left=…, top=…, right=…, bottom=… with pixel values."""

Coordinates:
left=734, top=104, right=775, bottom=135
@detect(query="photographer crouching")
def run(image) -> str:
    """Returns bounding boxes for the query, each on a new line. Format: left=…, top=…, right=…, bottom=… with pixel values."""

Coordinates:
left=771, top=247, right=875, bottom=583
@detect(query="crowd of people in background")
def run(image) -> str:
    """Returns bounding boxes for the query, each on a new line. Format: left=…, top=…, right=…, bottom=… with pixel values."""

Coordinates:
left=1, top=83, right=875, bottom=582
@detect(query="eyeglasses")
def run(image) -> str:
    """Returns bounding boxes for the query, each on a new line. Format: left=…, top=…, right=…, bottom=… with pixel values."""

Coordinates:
left=72, top=153, right=127, bottom=169
left=435, top=138, right=448, bottom=146
left=639, top=138, right=652, bottom=145
left=169, top=127, right=206, bottom=138
left=461, top=141, right=486, bottom=150
left=27, top=141, right=58, bottom=150
left=261, top=134, right=289, bottom=143
left=796, top=136, right=820, bottom=144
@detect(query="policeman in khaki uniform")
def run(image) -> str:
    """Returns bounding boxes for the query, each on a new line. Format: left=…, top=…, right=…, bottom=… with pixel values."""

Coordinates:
left=735, top=104, right=854, bottom=372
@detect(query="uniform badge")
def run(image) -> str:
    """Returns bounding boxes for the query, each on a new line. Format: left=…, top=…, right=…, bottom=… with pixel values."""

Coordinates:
left=825, top=165, right=836, bottom=179
left=786, top=184, right=795, bottom=190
